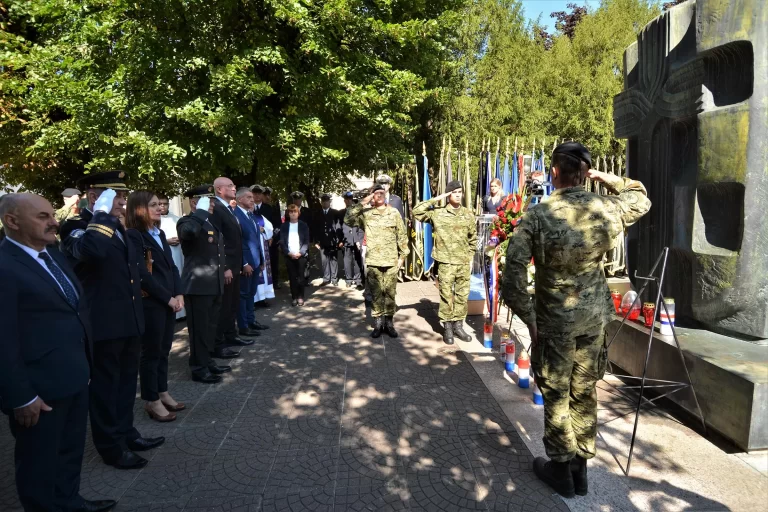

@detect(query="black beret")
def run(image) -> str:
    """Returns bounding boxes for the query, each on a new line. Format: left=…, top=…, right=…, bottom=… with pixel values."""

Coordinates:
left=370, top=184, right=385, bottom=193
left=446, top=180, right=462, bottom=193
left=290, top=191, right=304, bottom=199
left=342, top=191, right=354, bottom=199
left=320, top=193, right=332, bottom=200
left=250, top=184, right=265, bottom=193
left=76, top=170, right=129, bottom=191
left=552, top=141, right=592, bottom=169
left=184, top=184, right=214, bottom=198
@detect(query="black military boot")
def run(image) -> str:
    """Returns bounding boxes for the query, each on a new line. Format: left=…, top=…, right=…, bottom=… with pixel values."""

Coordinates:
left=443, top=322, right=454, bottom=345
left=571, top=455, right=588, bottom=496
left=371, top=317, right=383, bottom=338
left=384, top=316, right=399, bottom=338
left=453, top=321, right=471, bottom=342
left=533, top=457, right=575, bottom=498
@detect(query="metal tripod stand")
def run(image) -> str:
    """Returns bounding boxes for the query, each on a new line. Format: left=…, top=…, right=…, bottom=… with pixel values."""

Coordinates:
left=601, top=247, right=707, bottom=476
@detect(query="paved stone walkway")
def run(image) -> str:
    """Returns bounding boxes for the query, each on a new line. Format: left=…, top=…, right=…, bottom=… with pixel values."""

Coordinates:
left=0, top=280, right=568, bottom=512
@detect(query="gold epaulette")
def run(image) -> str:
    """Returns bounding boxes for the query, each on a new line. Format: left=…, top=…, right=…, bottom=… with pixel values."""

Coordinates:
left=86, top=223, right=115, bottom=238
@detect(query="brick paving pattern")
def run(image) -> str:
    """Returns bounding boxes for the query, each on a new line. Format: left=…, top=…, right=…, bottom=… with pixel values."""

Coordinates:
left=0, top=281, right=568, bottom=511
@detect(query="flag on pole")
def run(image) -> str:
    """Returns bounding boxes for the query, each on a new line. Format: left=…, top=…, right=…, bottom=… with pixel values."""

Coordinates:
left=422, top=149, right=434, bottom=275
left=511, top=150, right=518, bottom=194
left=463, top=141, right=473, bottom=210
left=495, top=149, right=501, bottom=180
left=485, top=144, right=492, bottom=197
left=408, top=155, right=424, bottom=281
left=446, top=138, right=453, bottom=183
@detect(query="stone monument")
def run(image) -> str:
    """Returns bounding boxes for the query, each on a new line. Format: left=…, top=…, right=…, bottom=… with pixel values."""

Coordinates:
left=613, top=0, right=767, bottom=341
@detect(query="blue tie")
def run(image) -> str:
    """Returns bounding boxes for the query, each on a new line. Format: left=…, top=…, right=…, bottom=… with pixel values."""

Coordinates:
left=38, top=252, right=79, bottom=309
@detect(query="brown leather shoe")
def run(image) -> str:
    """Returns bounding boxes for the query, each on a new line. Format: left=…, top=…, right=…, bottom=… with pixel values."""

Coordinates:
left=161, top=401, right=186, bottom=412
left=145, top=404, right=177, bottom=423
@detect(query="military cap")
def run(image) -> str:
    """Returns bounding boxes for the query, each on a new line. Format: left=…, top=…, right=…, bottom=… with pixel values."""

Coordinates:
left=370, top=184, right=385, bottom=193
left=552, top=141, right=592, bottom=169
left=320, top=193, right=332, bottom=201
left=264, top=187, right=273, bottom=195
left=250, top=184, right=266, bottom=193
left=62, top=187, right=81, bottom=198
left=290, top=191, right=304, bottom=199
left=342, top=191, right=354, bottom=199
left=375, top=174, right=392, bottom=185
left=184, top=184, right=214, bottom=198
left=446, top=180, right=462, bottom=193
left=76, top=170, right=129, bottom=191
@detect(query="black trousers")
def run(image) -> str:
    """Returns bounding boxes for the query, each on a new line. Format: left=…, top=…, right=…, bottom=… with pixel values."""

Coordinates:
left=216, top=271, right=240, bottom=346
left=343, top=245, right=363, bottom=285
left=187, top=294, right=221, bottom=371
left=286, top=256, right=307, bottom=300
left=139, top=305, right=175, bottom=402
left=319, top=246, right=339, bottom=283
left=90, top=337, right=141, bottom=463
left=9, top=385, right=89, bottom=512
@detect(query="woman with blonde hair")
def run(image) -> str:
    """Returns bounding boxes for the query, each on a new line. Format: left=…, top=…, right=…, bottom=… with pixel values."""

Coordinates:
left=483, top=178, right=505, bottom=214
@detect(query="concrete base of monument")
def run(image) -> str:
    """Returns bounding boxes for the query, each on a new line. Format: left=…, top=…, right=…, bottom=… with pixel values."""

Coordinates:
left=605, top=319, right=768, bottom=452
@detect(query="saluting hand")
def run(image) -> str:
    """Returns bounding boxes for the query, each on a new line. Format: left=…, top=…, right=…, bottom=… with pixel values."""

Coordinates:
left=15, top=397, right=52, bottom=428
left=94, top=188, right=116, bottom=214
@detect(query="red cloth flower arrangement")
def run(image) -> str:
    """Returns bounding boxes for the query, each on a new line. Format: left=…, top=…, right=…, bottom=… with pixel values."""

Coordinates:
left=490, top=193, right=529, bottom=242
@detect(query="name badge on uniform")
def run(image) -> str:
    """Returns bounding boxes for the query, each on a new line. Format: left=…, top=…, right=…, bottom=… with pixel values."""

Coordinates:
left=208, top=231, right=214, bottom=235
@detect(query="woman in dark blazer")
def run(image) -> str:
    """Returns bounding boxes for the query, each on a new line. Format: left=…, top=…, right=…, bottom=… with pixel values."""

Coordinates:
left=279, top=204, right=310, bottom=306
left=126, top=191, right=184, bottom=422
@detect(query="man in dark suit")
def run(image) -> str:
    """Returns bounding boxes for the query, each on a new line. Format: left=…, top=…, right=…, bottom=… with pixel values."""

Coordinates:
left=342, top=191, right=364, bottom=289
left=60, top=171, right=163, bottom=470
left=234, top=187, right=269, bottom=335
left=263, top=186, right=282, bottom=289
left=209, top=177, right=252, bottom=356
left=177, top=186, right=229, bottom=383
left=314, top=193, right=344, bottom=286
left=1, top=193, right=116, bottom=512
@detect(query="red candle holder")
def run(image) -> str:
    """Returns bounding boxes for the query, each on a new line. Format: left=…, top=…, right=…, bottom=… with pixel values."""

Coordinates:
left=642, top=302, right=656, bottom=327
left=611, top=290, right=622, bottom=314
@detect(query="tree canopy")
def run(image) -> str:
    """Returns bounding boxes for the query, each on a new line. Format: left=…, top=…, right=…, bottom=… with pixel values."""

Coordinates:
left=0, top=0, right=463, bottom=197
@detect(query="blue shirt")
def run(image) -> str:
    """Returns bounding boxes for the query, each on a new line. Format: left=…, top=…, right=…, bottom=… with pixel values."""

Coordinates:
left=148, top=226, right=163, bottom=249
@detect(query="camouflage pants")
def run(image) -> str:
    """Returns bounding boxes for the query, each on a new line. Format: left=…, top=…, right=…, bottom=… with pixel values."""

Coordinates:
left=436, top=262, right=470, bottom=322
left=531, top=329, right=608, bottom=462
left=367, top=265, right=398, bottom=318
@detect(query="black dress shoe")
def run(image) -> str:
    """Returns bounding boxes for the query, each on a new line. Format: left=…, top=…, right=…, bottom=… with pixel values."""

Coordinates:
left=208, top=364, right=232, bottom=374
left=249, top=321, right=269, bottom=330
left=238, top=328, right=262, bottom=337
left=228, top=336, right=255, bottom=346
left=127, top=436, right=165, bottom=451
left=107, top=451, right=148, bottom=470
left=254, top=300, right=270, bottom=308
left=214, top=347, right=241, bottom=358
left=192, top=369, right=222, bottom=383
left=74, top=498, right=117, bottom=512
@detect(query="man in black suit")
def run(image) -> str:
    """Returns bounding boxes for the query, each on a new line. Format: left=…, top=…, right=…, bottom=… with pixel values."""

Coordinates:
left=1, top=193, right=116, bottom=512
left=60, top=171, right=163, bottom=470
left=177, top=186, right=228, bottom=383
left=209, top=177, right=252, bottom=357
left=314, top=193, right=344, bottom=286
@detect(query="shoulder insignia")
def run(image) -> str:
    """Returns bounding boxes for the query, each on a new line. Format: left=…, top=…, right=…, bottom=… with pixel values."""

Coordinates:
left=70, top=229, right=85, bottom=238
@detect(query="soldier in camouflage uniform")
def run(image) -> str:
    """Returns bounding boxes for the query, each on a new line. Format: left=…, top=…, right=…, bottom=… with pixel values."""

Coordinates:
left=501, top=142, right=651, bottom=498
left=54, top=188, right=82, bottom=224
left=413, top=180, right=477, bottom=345
left=344, top=184, right=409, bottom=338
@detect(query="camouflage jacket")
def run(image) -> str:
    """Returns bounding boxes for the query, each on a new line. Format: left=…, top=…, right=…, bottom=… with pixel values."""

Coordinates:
left=501, top=177, right=651, bottom=336
left=344, top=203, right=409, bottom=267
left=54, top=205, right=77, bottom=224
left=412, top=199, right=477, bottom=265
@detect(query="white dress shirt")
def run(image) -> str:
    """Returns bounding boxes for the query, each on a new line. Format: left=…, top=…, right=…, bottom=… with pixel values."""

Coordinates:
left=288, top=222, right=300, bottom=254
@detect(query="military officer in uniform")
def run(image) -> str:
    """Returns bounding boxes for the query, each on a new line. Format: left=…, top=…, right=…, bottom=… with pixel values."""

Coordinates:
left=345, top=184, right=409, bottom=338
left=342, top=191, right=364, bottom=289
left=54, top=187, right=82, bottom=224
left=501, top=142, right=651, bottom=498
left=314, top=193, right=343, bottom=286
left=59, top=170, right=164, bottom=470
left=177, top=186, right=230, bottom=383
left=413, top=180, right=477, bottom=345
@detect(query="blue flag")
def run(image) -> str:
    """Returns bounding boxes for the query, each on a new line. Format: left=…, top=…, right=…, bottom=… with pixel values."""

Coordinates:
left=422, top=153, right=434, bottom=274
